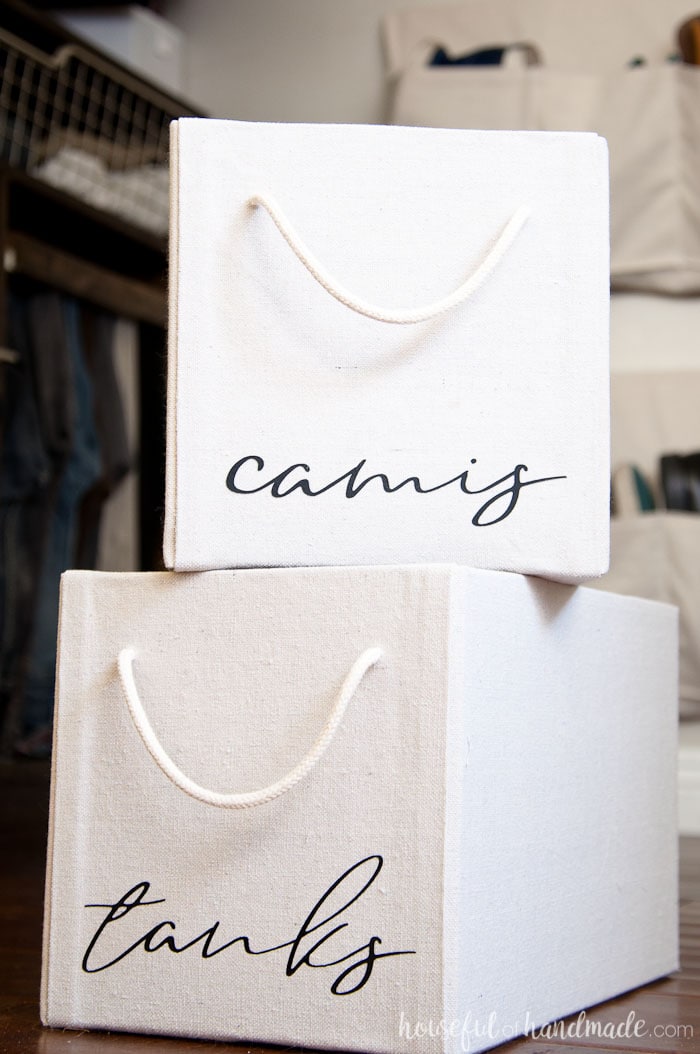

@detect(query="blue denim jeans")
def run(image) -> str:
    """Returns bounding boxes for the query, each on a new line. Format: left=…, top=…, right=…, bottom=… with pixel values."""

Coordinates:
left=0, top=295, right=52, bottom=734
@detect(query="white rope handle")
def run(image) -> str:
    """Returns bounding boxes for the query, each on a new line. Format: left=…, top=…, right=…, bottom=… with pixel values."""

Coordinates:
left=248, top=193, right=530, bottom=324
left=117, top=646, right=382, bottom=809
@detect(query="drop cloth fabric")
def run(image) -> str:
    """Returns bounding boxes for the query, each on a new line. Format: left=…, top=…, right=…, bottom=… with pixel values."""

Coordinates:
left=42, top=565, right=678, bottom=1052
left=165, top=119, right=609, bottom=582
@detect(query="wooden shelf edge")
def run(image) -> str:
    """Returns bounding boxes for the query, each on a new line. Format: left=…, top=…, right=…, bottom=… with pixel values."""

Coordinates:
left=5, top=230, right=166, bottom=327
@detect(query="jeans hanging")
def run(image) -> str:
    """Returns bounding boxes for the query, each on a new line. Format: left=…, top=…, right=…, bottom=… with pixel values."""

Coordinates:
left=0, top=295, right=52, bottom=739
left=17, top=296, right=101, bottom=753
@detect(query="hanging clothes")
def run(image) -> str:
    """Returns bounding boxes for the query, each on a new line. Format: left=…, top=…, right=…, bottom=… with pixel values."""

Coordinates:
left=16, top=296, right=101, bottom=756
left=0, top=294, right=53, bottom=744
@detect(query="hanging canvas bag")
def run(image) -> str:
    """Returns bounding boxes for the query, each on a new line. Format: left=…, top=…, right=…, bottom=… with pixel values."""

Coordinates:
left=381, top=0, right=698, bottom=77
left=384, top=2, right=700, bottom=294
left=388, top=61, right=700, bottom=294
left=42, top=565, right=678, bottom=1052
left=164, top=119, right=610, bottom=581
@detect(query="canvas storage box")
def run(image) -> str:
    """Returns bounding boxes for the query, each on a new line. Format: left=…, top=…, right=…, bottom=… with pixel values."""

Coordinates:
left=164, top=118, right=610, bottom=582
left=42, top=565, right=678, bottom=1052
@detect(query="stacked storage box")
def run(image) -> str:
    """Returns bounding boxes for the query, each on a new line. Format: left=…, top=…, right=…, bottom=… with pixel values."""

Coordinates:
left=40, top=117, right=679, bottom=1053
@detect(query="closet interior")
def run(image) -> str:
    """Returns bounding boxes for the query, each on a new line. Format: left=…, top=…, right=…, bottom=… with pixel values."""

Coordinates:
left=0, top=0, right=201, bottom=756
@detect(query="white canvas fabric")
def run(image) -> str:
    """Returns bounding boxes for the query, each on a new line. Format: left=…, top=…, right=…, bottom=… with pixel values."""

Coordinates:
left=42, top=566, right=678, bottom=1052
left=165, top=119, right=610, bottom=581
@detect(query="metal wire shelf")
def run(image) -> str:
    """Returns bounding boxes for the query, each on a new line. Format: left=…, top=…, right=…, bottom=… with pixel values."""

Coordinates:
left=0, top=26, right=189, bottom=235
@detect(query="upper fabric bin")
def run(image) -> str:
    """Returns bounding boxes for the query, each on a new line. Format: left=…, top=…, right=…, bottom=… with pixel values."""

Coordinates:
left=165, top=119, right=609, bottom=581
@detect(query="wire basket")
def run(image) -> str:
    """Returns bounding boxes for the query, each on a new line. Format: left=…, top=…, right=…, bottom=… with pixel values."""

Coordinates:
left=0, top=26, right=190, bottom=236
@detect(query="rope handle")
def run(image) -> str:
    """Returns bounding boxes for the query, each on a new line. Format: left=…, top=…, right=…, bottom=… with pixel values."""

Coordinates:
left=248, top=193, right=530, bottom=325
left=117, top=646, right=382, bottom=809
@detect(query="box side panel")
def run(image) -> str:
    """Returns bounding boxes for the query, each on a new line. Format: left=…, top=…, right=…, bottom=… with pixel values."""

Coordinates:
left=451, top=571, right=678, bottom=1050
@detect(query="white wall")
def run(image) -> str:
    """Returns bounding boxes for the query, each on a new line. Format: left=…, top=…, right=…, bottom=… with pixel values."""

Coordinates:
left=165, top=0, right=446, bottom=123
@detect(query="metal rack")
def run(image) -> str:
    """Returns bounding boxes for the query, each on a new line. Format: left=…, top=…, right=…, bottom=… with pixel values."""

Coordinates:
left=0, top=22, right=189, bottom=235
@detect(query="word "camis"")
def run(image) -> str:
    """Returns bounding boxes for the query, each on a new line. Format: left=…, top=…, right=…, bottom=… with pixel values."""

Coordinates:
left=226, top=455, right=566, bottom=527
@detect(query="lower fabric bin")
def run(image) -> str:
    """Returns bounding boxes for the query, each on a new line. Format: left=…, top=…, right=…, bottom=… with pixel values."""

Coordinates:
left=42, top=564, right=678, bottom=1053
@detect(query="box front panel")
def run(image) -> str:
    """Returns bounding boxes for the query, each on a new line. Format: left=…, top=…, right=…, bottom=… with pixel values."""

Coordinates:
left=170, top=120, right=609, bottom=581
left=43, top=566, right=454, bottom=1054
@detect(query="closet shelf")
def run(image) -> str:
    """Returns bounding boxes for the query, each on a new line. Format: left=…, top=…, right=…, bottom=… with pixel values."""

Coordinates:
left=0, top=163, right=167, bottom=329
left=0, top=0, right=202, bottom=238
left=3, top=230, right=166, bottom=326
